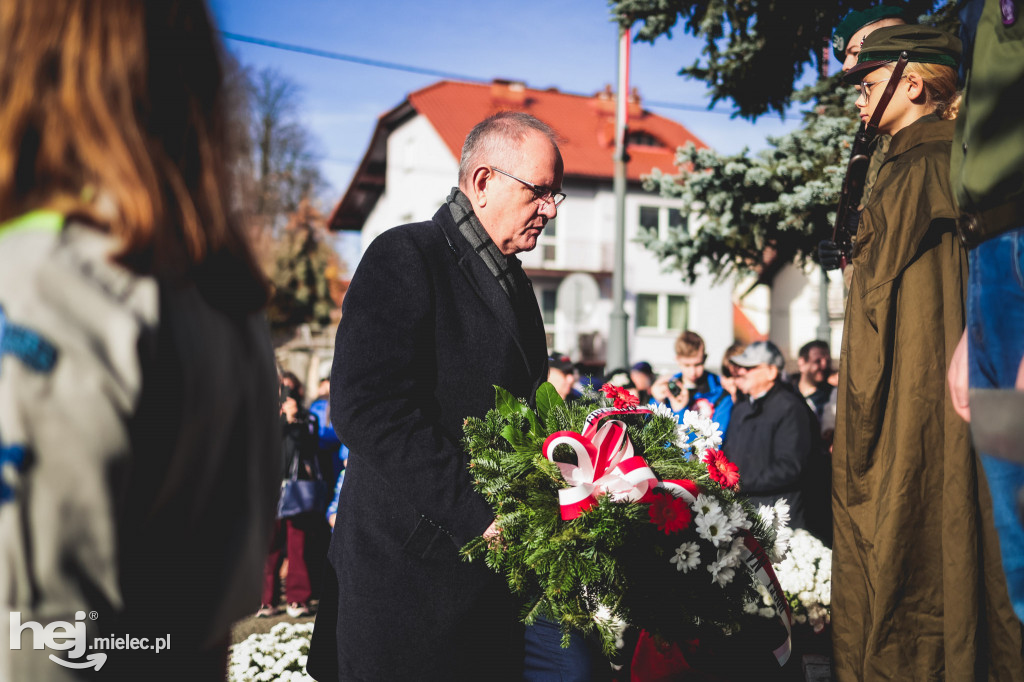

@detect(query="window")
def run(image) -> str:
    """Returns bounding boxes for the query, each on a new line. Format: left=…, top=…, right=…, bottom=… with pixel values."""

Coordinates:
left=542, top=244, right=557, bottom=262
left=627, top=131, right=666, bottom=148
left=639, top=205, right=686, bottom=240
left=635, top=294, right=659, bottom=328
left=636, top=293, right=688, bottom=333
left=668, top=208, right=684, bottom=231
left=541, top=289, right=557, bottom=325
left=639, top=206, right=660, bottom=234
left=667, top=295, right=688, bottom=330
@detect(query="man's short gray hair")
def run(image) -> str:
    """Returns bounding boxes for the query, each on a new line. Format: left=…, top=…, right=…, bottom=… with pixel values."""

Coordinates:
left=458, top=112, right=561, bottom=187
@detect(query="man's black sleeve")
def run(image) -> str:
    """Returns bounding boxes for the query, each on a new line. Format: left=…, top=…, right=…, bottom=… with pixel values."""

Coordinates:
left=329, top=229, right=493, bottom=546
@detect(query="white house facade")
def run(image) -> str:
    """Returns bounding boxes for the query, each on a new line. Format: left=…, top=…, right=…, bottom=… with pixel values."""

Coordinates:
left=330, top=79, right=742, bottom=375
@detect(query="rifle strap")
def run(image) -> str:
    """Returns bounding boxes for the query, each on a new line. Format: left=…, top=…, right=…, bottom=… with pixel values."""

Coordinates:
left=865, top=52, right=911, bottom=137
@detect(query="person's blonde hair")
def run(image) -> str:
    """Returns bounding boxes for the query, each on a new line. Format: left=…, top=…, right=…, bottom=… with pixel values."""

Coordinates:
left=0, top=0, right=266, bottom=310
left=905, top=61, right=961, bottom=120
left=674, top=330, right=706, bottom=359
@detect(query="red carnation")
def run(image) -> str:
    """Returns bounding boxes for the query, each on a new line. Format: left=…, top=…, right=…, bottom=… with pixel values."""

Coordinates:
left=648, top=493, right=693, bottom=534
left=706, top=450, right=740, bottom=489
left=600, top=383, right=640, bottom=409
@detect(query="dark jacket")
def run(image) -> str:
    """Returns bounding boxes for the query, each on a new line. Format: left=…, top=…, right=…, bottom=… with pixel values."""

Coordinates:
left=724, top=381, right=825, bottom=537
left=833, top=114, right=1021, bottom=680
left=280, top=411, right=320, bottom=481
left=307, top=205, right=548, bottom=681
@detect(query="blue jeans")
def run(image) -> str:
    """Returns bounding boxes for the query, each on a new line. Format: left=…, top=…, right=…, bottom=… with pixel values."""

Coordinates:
left=523, top=617, right=602, bottom=682
left=968, top=226, right=1024, bottom=622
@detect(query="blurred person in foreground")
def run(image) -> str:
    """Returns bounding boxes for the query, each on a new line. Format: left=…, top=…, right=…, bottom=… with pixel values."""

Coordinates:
left=308, top=112, right=558, bottom=681
left=0, top=1, right=281, bottom=679
left=831, top=25, right=1022, bottom=679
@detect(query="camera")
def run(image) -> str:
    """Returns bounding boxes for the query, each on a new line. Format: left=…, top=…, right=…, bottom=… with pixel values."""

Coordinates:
left=667, top=379, right=683, bottom=397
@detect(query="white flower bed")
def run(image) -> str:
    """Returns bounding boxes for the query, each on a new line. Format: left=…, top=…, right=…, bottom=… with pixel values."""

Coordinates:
left=229, top=622, right=315, bottom=682
left=748, top=528, right=831, bottom=633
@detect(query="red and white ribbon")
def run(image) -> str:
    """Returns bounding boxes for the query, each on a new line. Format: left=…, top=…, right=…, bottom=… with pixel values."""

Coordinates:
left=542, top=407, right=657, bottom=520
left=739, top=532, right=792, bottom=666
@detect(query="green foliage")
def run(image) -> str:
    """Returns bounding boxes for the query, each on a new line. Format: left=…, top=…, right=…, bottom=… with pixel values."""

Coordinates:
left=639, top=81, right=860, bottom=282
left=266, top=201, right=340, bottom=330
left=462, top=385, right=782, bottom=656
left=609, top=0, right=959, bottom=282
left=608, top=0, right=954, bottom=119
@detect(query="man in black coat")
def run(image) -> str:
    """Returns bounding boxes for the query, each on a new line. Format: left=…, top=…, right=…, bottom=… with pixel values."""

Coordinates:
left=307, top=112, right=561, bottom=681
left=725, top=341, right=831, bottom=543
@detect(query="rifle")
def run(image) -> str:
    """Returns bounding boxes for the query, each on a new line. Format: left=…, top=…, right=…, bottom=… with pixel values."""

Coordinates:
left=831, top=122, right=875, bottom=269
left=829, top=52, right=911, bottom=270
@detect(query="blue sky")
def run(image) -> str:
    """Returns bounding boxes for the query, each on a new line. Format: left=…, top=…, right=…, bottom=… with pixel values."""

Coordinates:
left=208, top=0, right=817, bottom=267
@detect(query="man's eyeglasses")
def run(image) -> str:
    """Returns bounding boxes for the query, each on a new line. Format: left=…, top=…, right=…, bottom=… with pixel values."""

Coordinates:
left=858, top=74, right=907, bottom=99
left=490, top=166, right=566, bottom=207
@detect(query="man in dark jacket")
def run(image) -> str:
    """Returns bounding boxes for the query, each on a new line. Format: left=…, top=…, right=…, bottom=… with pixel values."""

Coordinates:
left=308, top=112, right=559, bottom=681
left=724, top=341, right=829, bottom=541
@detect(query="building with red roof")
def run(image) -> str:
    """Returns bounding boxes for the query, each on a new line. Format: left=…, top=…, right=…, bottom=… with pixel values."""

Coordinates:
left=328, top=79, right=741, bottom=371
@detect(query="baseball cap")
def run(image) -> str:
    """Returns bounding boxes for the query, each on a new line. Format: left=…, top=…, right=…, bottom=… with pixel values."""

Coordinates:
left=832, top=4, right=908, bottom=62
left=548, top=352, right=575, bottom=374
left=729, top=341, right=786, bottom=370
left=843, top=24, right=961, bottom=83
left=630, top=361, right=654, bottom=377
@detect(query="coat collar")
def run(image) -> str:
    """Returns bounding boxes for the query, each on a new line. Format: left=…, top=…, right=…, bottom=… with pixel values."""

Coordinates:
left=885, top=113, right=954, bottom=160
left=432, top=204, right=534, bottom=373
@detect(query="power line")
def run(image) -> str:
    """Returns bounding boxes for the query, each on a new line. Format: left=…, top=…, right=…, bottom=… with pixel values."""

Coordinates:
left=221, top=32, right=483, bottom=83
left=221, top=31, right=743, bottom=118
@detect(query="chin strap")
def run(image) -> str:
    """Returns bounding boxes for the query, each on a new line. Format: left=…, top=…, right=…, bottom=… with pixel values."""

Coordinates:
left=865, top=51, right=911, bottom=138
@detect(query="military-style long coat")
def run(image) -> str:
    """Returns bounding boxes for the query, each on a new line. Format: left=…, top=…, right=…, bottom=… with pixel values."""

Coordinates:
left=832, top=114, right=1023, bottom=681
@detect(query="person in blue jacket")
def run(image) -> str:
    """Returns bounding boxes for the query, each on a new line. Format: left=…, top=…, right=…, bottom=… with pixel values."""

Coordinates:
left=649, top=331, right=733, bottom=440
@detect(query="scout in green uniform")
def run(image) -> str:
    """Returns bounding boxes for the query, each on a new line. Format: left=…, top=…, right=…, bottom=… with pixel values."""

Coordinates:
left=831, top=25, right=1024, bottom=681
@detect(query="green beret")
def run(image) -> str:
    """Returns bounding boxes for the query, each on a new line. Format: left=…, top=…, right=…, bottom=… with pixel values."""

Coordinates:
left=832, top=5, right=908, bottom=62
left=843, top=24, right=962, bottom=83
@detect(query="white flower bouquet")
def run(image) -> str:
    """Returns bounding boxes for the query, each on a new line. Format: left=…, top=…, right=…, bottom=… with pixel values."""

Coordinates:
left=750, top=528, right=831, bottom=633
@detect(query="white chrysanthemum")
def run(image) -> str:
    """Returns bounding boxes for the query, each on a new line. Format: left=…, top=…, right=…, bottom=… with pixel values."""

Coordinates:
left=758, top=504, right=776, bottom=527
left=715, top=535, right=745, bottom=569
left=727, top=502, right=752, bottom=530
left=228, top=622, right=316, bottom=682
left=695, top=510, right=729, bottom=547
left=670, top=541, right=702, bottom=573
left=708, top=560, right=736, bottom=587
left=691, top=493, right=722, bottom=519
left=770, top=525, right=793, bottom=563
left=650, top=402, right=676, bottom=420
left=773, top=498, right=791, bottom=529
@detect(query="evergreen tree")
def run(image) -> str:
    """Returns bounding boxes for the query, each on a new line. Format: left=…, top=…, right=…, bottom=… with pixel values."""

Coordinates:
left=266, top=200, right=344, bottom=331
left=609, top=0, right=958, bottom=281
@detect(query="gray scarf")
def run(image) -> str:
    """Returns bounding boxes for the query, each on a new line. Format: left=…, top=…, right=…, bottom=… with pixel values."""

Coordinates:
left=446, top=187, right=519, bottom=298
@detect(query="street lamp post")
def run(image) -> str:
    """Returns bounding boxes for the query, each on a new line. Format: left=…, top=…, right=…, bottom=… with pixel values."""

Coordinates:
left=607, top=24, right=631, bottom=372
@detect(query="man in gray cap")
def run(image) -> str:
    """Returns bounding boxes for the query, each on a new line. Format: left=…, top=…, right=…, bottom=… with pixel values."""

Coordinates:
left=722, top=342, right=828, bottom=540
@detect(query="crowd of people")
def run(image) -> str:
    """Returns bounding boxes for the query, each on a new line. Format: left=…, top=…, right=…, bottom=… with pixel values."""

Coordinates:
left=2, top=0, right=1023, bottom=681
